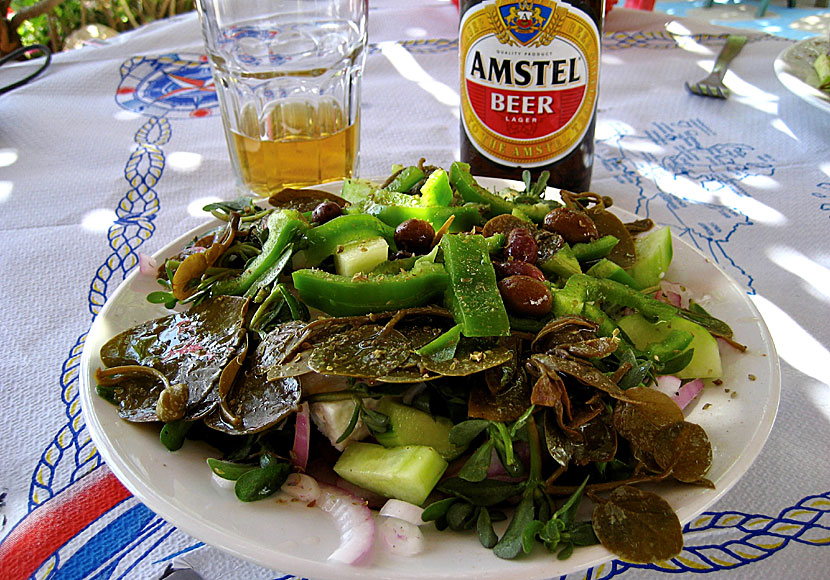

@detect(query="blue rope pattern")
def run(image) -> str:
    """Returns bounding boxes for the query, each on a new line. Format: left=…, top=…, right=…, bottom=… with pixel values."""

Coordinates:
left=572, top=492, right=830, bottom=578
left=89, top=120, right=168, bottom=318
left=28, top=117, right=167, bottom=515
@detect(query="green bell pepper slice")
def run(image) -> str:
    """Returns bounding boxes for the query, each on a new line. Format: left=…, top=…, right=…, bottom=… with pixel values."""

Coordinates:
left=585, top=258, right=642, bottom=290
left=292, top=260, right=449, bottom=316
left=538, top=244, right=581, bottom=280
left=565, top=275, right=733, bottom=347
left=553, top=274, right=677, bottom=321
left=212, top=209, right=308, bottom=296
left=385, top=166, right=426, bottom=193
left=415, top=323, right=462, bottom=361
left=449, top=162, right=560, bottom=222
left=420, top=168, right=453, bottom=207
left=340, top=171, right=482, bottom=231
left=449, top=162, right=514, bottom=216
left=369, top=204, right=482, bottom=232
left=340, top=178, right=376, bottom=204
left=644, top=329, right=695, bottom=361
left=302, top=214, right=397, bottom=267
left=341, top=178, right=419, bottom=209
left=441, top=233, right=510, bottom=337
left=571, top=235, right=619, bottom=262
left=582, top=302, right=619, bottom=338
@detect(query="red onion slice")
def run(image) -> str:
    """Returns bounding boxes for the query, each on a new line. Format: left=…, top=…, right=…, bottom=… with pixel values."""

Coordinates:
left=655, top=374, right=682, bottom=399
left=280, top=473, right=320, bottom=504
left=658, top=280, right=689, bottom=308
left=138, top=252, right=157, bottom=276
left=654, top=375, right=705, bottom=411
left=317, top=483, right=375, bottom=565
left=673, top=378, right=705, bottom=411
left=291, top=402, right=310, bottom=470
left=486, top=443, right=529, bottom=482
left=378, top=517, right=425, bottom=556
left=335, top=477, right=388, bottom=510
left=378, top=499, right=425, bottom=526
left=654, top=288, right=682, bottom=308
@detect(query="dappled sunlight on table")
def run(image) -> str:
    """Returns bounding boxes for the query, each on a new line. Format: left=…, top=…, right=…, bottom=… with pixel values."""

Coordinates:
left=751, top=293, right=830, bottom=385
left=791, top=11, right=830, bottom=33
left=81, top=208, right=118, bottom=233
left=188, top=196, right=223, bottom=218
left=767, top=245, right=830, bottom=303
left=168, top=151, right=204, bottom=173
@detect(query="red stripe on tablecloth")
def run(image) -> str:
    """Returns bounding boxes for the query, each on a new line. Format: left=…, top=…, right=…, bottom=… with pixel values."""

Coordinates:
left=0, top=465, right=132, bottom=579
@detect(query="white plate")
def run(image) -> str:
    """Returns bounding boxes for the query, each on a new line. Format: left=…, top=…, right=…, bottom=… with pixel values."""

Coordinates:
left=774, top=36, right=830, bottom=113
left=80, top=178, right=781, bottom=580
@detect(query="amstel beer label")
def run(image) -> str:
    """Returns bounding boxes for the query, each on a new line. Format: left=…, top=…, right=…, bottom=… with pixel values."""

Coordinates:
left=460, top=0, right=600, bottom=167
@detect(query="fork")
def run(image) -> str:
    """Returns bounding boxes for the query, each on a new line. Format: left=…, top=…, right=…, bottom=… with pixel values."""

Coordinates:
left=685, top=35, right=747, bottom=99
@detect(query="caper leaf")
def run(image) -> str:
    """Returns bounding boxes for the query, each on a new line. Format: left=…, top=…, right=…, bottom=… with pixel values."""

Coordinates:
left=422, top=497, right=457, bottom=522
left=206, top=457, right=257, bottom=481
left=437, top=477, right=525, bottom=507
left=449, top=419, right=490, bottom=447
left=612, top=386, right=685, bottom=454
left=308, top=325, right=410, bottom=378
left=421, top=338, right=512, bottom=377
left=446, top=501, right=476, bottom=531
left=458, top=439, right=496, bottom=482
left=592, top=485, right=683, bottom=563
left=160, top=420, right=191, bottom=451
left=652, top=421, right=713, bottom=483
left=493, top=494, right=535, bottom=559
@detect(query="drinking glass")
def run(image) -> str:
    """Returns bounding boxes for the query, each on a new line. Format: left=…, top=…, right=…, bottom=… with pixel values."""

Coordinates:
left=196, top=0, right=368, bottom=196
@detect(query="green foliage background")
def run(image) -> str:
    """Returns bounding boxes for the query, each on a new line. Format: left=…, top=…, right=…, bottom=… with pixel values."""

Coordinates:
left=12, top=0, right=195, bottom=51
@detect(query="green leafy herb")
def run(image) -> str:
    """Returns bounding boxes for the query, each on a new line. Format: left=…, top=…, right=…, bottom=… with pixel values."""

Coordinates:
left=477, top=507, right=499, bottom=548
left=335, top=397, right=390, bottom=443
left=521, top=169, right=551, bottom=199
left=234, top=453, right=290, bottom=502
left=206, top=457, right=257, bottom=480
left=160, top=420, right=192, bottom=451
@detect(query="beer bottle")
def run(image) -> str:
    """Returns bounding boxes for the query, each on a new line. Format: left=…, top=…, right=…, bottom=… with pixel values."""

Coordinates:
left=458, top=0, right=603, bottom=192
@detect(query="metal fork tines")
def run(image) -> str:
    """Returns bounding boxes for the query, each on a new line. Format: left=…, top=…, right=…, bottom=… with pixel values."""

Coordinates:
left=685, top=35, right=747, bottom=99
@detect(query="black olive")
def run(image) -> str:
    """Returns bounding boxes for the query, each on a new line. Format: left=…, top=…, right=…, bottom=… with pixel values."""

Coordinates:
left=504, top=227, right=539, bottom=264
left=542, top=207, right=598, bottom=244
left=311, top=200, right=342, bottom=224
left=394, top=218, right=435, bottom=254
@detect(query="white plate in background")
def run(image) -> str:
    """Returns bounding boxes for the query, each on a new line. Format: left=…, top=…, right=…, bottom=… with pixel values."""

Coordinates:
left=774, top=36, right=830, bottom=113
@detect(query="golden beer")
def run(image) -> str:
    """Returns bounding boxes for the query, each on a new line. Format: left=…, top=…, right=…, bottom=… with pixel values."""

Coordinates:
left=230, top=100, right=359, bottom=196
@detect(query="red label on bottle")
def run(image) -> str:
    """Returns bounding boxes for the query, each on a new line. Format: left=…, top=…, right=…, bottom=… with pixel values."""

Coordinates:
left=466, top=81, right=586, bottom=139
left=460, top=0, right=599, bottom=168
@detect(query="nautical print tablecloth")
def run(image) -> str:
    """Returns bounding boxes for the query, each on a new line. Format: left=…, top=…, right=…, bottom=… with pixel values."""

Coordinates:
left=1, top=2, right=829, bottom=578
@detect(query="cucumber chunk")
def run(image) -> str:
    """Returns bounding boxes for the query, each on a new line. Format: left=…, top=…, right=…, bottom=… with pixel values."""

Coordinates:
left=617, top=313, right=723, bottom=379
left=374, top=398, right=466, bottom=460
left=626, top=226, right=672, bottom=289
left=814, top=53, right=830, bottom=88
left=333, top=442, right=448, bottom=506
left=333, top=236, right=389, bottom=277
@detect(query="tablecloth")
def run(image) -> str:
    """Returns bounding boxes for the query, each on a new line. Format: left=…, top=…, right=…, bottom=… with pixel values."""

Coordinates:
left=1, top=1, right=829, bottom=578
